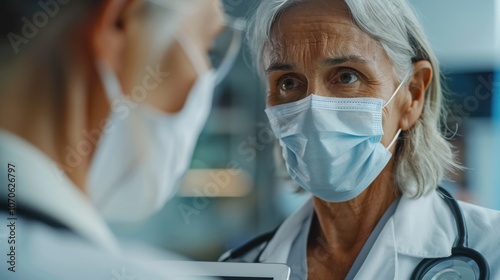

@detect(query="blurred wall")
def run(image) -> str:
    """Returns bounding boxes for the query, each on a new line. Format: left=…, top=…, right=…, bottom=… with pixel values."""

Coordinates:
left=409, top=0, right=498, bottom=71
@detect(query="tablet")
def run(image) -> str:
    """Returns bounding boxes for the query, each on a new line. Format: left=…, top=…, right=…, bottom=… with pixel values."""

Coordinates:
left=155, top=261, right=290, bottom=280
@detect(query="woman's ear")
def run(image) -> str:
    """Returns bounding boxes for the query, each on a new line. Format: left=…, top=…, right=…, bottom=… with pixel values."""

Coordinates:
left=399, top=60, right=433, bottom=130
left=90, top=0, right=142, bottom=70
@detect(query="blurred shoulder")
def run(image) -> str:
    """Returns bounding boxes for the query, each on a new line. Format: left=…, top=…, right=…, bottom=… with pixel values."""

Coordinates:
left=459, top=200, right=500, bottom=230
left=458, top=201, right=500, bottom=273
left=0, top=213, right=190, bottom=280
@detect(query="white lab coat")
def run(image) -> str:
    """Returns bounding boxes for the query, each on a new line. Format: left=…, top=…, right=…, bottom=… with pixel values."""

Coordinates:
left=225, top=188, right=500, bottom=278
left=0, top=130, right=205, bottom=280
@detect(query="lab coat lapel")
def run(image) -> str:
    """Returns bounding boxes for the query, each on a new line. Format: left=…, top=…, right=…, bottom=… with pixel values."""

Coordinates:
left=393, top=190, right=456, bottom=258
left=353, top=217, right=398, bottom=279
left=0, top=130, right=121, bottom=255
left=354, top=190, right=456, bottom=279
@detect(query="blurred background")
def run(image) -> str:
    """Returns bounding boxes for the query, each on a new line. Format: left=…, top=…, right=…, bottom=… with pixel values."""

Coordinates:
left=111, top=0, right=500, bottom=261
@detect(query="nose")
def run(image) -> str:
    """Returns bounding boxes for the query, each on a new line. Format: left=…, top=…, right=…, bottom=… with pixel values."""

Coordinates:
left=306, top=77, right=330, bottom=97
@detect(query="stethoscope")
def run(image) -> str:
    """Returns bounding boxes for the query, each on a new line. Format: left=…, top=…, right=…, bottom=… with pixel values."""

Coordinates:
left=222, top=187, right=490, bottom=279
left=410, top=187, right=490, bottom=280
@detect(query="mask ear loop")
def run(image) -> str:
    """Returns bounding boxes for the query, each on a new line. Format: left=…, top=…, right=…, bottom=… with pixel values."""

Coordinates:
left=176, top=35, right=207, bottom=76
left=214, top=16, right=246, bottom=85
left=386, top=129, right=402, bottom=150
left=382, top=70, right=412, bottom=109
left=383, top=70, right=411, bottom=150
left=96, top=60, right=124, bottom=101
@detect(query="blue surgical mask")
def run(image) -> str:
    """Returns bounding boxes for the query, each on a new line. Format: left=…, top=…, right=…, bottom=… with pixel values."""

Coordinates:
left=265, top=73, right=409, bottom=202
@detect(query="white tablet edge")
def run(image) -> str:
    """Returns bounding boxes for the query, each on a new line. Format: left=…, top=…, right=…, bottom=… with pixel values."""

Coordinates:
left=153, top=261, right=290, bottom=280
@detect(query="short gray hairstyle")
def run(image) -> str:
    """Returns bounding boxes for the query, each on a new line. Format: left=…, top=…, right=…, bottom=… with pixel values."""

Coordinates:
left=248, top=0, right=460, bottom=198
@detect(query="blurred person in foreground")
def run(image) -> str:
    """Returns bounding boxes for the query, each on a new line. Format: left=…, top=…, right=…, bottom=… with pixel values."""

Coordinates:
left=0, top=0, right=236, bottom=279
left=220, top=0, right=500, bottom=279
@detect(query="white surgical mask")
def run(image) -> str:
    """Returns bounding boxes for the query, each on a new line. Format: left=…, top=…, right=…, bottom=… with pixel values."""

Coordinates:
left=266, top=72, right=409, bottom=202
left=87, top=39, right=216, bottom=223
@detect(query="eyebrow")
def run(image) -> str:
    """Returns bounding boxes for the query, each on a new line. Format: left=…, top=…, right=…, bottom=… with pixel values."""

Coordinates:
left=265, top=55, right=369, bottom=75
left=265, top=63, right=295, bottom=75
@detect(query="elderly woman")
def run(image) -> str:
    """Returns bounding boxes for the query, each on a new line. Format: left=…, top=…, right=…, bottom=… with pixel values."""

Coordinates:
left=220, top=0, right=500, bottom=279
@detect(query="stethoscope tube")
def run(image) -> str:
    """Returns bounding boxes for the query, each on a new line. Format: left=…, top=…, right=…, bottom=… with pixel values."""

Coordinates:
left=439, top=187, right=468, bottom=247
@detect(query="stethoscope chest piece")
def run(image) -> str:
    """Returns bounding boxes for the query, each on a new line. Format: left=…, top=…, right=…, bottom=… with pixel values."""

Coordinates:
left=412, top=251, right=483, bottom=279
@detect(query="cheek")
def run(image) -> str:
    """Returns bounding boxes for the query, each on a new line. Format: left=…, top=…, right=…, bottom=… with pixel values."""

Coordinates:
left=119, top=16, right=202, bottom=113
left=144, top=42, right=198, bottom=114
left=120, top=16, right=161, bottom=96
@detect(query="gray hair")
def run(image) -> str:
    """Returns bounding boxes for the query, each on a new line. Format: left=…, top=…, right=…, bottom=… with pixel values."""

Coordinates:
left=248, top=0, right=460, bottom=198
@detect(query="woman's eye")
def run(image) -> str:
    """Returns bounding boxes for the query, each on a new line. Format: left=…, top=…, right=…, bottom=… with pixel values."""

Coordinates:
left=268, top=75, right=307, bottom=105
left=280, top=77, right=302, bottom=91
left=337, top=71, right=359, bottom=84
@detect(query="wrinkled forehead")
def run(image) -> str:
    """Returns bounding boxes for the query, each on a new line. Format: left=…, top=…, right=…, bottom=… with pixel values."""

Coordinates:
left=263, top=0, right=384, bottom=68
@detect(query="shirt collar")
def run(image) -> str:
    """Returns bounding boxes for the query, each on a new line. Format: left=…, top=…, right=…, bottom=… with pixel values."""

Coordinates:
left=260, top=188, right=457, bottom=264
left=0, top=129, right=120, bottom=255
